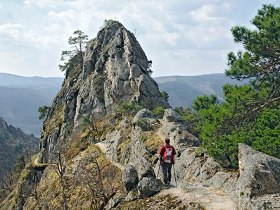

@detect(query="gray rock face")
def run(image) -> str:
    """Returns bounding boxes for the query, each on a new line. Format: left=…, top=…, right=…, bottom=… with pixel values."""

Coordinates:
left=132, top=108, right=154, bottom=124
left=38, top=20, right=170, bottom=163
left=137, top=177, right=162, bottom=198
left=104, top=194, right=123, bottom=210
left=176, top=144, right=280, bottom=210
left=162, top=108, right=183, bottom=123
left=158, top=108, right=200, bottom=151
left=173, top=144, right=280, bottom=209
left=132, top=109, right=158, bottom=131
left=129, top=128, right=151, bottom=162
left=236, top=143, right=280, bottom=209
left=133, top=109, right=154, bottom=120
left=105, top=130, right=122, bottom=162
left=76, top=20, right=170, bottom=120
left=238, top=143, right=280, bottom=196
left=158, top=121, right=200, bottom=152
left=123, top=164, right=139, bottom=191
left=134, top=157, right=155, bottom=179
left=175, top=147, right=221, bottom=185
left=125, top=188, right=139, bottom=201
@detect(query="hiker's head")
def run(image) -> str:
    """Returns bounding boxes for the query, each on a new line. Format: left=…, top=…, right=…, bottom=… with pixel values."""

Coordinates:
left=165, top=138, right=170, bottom=144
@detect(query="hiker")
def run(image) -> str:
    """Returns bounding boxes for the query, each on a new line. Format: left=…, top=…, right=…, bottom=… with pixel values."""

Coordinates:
left=159, top=138, right=176, bottom=186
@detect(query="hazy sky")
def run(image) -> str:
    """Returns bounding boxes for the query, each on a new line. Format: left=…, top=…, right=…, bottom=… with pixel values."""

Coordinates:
left=0, top=0, right=279, bottom=77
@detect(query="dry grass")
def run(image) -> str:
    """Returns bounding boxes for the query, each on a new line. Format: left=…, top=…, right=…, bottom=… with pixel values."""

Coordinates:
left=44, top=104, right=64, bottom=134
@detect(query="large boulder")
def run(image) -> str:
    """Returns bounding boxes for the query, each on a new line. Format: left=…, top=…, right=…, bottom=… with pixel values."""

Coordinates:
left=135, top=157, right=155, bottom=179
left=237, top=143, right=280, bottom=196
left=174, top=147, right=221, bottom=185
left=122, top=164, right=139, bottom=191
left=133, top=108, right=154, bottom=120
left=137, top=177, right=162, bottom=198
left=236, top=144, right=280, bottom=209
left=104, top=130, right=122, bottom=162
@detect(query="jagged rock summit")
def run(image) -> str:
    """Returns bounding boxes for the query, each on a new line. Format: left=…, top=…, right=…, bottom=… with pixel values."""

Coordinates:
left=39, top=20, right=169, bottom=163
left=79, top=20, right=169, bottom=117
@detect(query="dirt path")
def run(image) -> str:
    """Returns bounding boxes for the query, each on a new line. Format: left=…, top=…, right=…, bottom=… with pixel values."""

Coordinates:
left=159, top=184, right=236, bottom=210
left=96, top=141, right=125, bottom=170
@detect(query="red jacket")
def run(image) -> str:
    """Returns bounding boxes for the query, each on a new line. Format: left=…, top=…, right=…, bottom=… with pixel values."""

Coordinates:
left=159, top=143, right=176, bottom=163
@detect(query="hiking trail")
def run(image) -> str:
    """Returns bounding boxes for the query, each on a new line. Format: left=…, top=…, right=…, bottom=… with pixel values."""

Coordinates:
left=96, top=141, right=237, bottom=210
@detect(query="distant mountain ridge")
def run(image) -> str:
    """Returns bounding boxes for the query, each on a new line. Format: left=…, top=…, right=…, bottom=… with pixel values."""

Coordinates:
left=0, top=73, right=63, bottom=136
left=0, top=72, right=63, bottom=87
left=154, top=73, right=245, bottom=107
left=0, top=72, right=243, bottom=136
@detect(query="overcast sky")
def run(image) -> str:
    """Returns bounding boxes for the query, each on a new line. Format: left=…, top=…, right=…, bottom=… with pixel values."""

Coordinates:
left=0, top=0, right=279, bottom=78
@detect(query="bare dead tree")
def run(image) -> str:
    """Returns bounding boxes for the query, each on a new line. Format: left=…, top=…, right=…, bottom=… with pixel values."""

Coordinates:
left=76, top=152, right=118, bottom=209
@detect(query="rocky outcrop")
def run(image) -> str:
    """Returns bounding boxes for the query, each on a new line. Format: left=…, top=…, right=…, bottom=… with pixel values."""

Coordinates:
left=137, top=177, right=162, bottom=197
left=132, top=108, right=158, bottom=131
left=237, top=143, right=280, bottom=196
left=157, top=120, right=200, bottom=153
left=134, top=157, right=156, bottom=179
left=123, top=159, right=161, bottom=200
left=162, top=108, right=183, bottom=123
left=38, top=20, right=169, bottom=164
left=0, top=117, right=38, bottom=178
left=175, top=147, right=222, bottom=185
left=80, top=21, right=169, bottom=115
left=236, top=144, right=280, bottom=209
left=173, top=143, right=280, bottom=210
left=123, top=164, right=139, bottom=191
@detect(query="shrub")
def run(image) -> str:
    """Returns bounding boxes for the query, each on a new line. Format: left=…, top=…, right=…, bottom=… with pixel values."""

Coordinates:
left=152, top=106, right=165, bottom=119
left=38, top=105, right=50, bottom=120
left=136, top=119, right=151, bottom=131
left=160, top=91, right=169, bottom=101
left=117, top=101, right=143, bottom=117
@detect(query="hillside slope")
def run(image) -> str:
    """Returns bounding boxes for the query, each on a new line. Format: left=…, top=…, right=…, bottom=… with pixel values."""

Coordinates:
left=0, top=117, right=38, bottom=178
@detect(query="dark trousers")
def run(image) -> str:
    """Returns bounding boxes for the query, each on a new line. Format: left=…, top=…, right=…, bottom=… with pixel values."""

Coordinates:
left=161, top=162, right=172, bottom=184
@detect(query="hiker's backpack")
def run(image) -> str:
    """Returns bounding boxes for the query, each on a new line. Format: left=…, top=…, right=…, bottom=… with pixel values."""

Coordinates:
left=163, top=146, right=173, bottom=163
